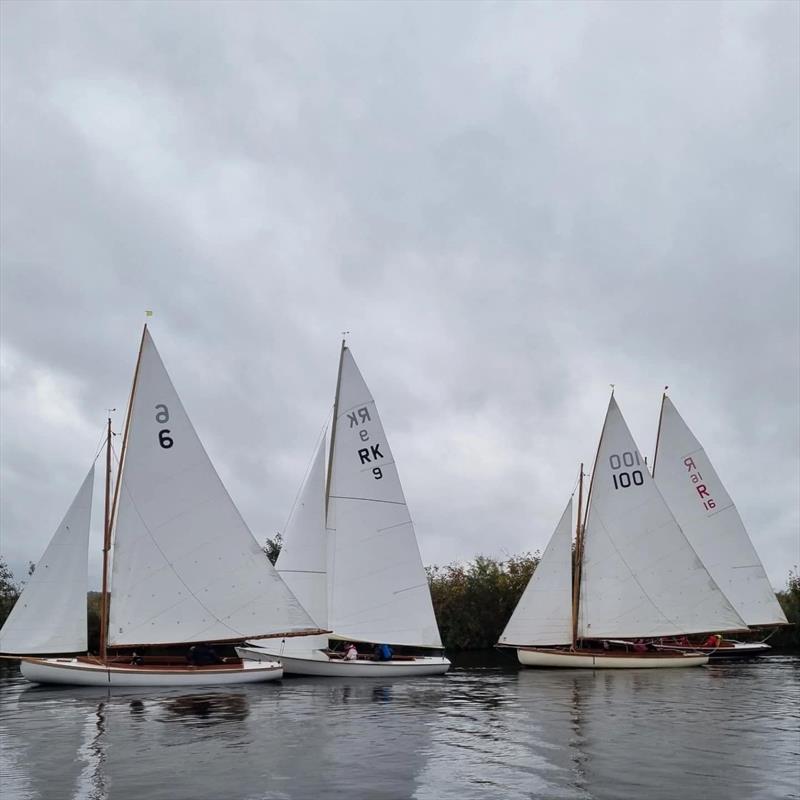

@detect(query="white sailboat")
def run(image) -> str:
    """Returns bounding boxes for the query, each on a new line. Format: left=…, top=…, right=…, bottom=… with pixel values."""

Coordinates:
left=238, top=341, right=449, bottom=676
left=651, top=393, right=787, bottom=658
left=1, top=326, right=326, bottom=686
left=499, top=394, right=748, bottom=668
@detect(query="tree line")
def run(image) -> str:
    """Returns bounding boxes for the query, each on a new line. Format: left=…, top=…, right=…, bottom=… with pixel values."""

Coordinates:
left=1, top=553, right=798, bottom=652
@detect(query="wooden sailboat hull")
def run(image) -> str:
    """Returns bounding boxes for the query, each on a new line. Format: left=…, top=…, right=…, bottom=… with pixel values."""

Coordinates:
left=516, top=647, right=709, bottom=669
left=19, top=657, right=283, bottom=686
left=236, top=646, right=450, bottom=677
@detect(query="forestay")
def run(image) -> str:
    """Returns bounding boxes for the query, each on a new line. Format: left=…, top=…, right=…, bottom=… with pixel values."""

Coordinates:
left=276, top=435, right=328, bottom=629
left=653, top=396, right=787, bottom=627
left=108, top=328, right=317, bottom=646
left=578, top=396, right=746, bottom=639
left=0, top=467, right=94, bottom=654
left=498, top=499, right=573, bottom=647
left=327, top=347, right=442, bottom=648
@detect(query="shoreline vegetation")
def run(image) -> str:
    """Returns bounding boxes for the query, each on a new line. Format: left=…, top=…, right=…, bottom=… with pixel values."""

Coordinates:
left=1, top=553, right=797, bottom=653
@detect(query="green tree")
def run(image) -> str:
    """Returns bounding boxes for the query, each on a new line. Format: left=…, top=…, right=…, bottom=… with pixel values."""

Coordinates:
left=0, top=557, right=20, bottom=627
left=773, top=569, right=800, bottom=651
left=427, top=553, right=540, bottom=650
left=263, top=533, right=283, bottom=566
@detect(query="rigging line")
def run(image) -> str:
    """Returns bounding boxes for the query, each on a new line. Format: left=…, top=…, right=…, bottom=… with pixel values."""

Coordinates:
left=280, top=413, right=330, bottom=538
left=91, top=422, right=108, bottom=463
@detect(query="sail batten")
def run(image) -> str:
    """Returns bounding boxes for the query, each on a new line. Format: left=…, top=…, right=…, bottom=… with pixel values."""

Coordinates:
left=653, top=396, right=787, bottom=627
left=0, top=467, right=95, bottom=655
left=577, top=396, right=747, bottom=639
left=107, top=329, right=318, bottom=646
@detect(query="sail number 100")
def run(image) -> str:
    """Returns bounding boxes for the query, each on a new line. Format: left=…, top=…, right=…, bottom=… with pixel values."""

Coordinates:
left=609, top=451, right=643, bottom=490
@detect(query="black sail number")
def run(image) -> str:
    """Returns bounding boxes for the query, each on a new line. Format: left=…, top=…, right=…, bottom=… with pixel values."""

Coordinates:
left=156, top=404, right=173, bottom=449
left=609, top=450, right=643, bottom=490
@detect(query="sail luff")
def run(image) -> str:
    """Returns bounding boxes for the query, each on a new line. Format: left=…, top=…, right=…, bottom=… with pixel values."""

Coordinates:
left=571, top=466, right=584, bottom=648
left=103, top=324, right=147, bottom=657
left=325, top=340, right=346, bottom=520
left=651, top=388, right=669, bottom=478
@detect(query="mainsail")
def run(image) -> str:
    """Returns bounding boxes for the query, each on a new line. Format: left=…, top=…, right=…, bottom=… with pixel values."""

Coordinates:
left=653, top=395, right=787, bottom=627
left=108, top=328, right=318, bottom=646
left=578, top=396, right=746, bottom=639
left=498, top=499, right=573, bottom=647
left=326, top=347, right=442, bottom=648
left=0, top=467, right=94, bottom=654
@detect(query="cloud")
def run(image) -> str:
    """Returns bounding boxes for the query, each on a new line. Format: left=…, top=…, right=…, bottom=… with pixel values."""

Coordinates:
left=1, top=0, right=797, bottom=593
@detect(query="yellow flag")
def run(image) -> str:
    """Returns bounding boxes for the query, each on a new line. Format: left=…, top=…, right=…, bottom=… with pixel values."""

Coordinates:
left=145, top=310, right=153, bottom=317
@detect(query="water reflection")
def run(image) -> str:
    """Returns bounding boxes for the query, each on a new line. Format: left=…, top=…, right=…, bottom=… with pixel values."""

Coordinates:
left=1, top=659, right=798, bottom=800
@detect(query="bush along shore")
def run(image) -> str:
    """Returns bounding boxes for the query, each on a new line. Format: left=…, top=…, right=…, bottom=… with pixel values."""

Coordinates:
left=1, top=555, right=798, bottom=653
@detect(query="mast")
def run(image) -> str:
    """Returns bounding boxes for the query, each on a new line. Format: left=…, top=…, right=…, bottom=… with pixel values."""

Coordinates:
left=324, top=338, right=346, bottom=519
left=651, top=386, right=668, bottom=478
left=99, top=414, right=113, bottom=662
left=101, top=324, right=147, bottom=660
left=571, top=464, right=584, bottom=649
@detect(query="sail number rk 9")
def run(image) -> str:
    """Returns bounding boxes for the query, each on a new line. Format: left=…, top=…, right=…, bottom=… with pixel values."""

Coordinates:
left=155, top=404, right=173, bottom=449
left=609, top=451, right=643, bottom=490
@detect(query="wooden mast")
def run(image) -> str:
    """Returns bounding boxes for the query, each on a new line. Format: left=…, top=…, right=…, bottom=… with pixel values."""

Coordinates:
left=651, top=386, right=669, bottom=478
left=324, top=338, right=346, bottom=519
left=571, top=464, right=584, bottom=650
left=100, top=324, right=147, bottom=661
left=99, top=413, right=113, bottom=663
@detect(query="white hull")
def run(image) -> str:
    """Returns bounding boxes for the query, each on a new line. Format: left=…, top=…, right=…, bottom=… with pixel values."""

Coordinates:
left=516, top=648, right=709, bottom=669
left=19, top=657, right=283, bottom=687
left=237, top=646, right=450, bottom=677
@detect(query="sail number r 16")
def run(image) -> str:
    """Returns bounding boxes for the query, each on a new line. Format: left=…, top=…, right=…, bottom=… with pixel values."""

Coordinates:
left=155, top=404, right=173, bottom=449
left=609, top=451, right=643, bottom=490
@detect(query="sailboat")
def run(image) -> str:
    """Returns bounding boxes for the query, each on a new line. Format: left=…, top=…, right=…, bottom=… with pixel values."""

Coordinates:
left=0, top=326, right=326, bottom=686
left=498, top=394, right=749, bottom=668
left=650, top=392, right=787, bottom=659
left=238, top=341, right=450, bottom=676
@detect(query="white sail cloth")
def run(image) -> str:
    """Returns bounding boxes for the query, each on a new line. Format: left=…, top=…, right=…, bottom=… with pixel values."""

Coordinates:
left=276, top=435, right=329, bottom=629
left=654, top=396, right=787, bottom=627
left=578, top=396, right=746, bottom=639
left=108, top=328, right=317, bottom=646
left=326, top=348, right=442, bottom=648
left=498, top=499, right=574, bottom=647
left=0, top=467, right=94, bottom=654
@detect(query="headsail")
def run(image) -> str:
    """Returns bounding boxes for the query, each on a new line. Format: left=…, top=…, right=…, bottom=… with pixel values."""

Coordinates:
left=578, top=396, right=746, bottom=639
left=326, top=347, right=442, bottom=648
left=653, top=396, right=787, bottom=627
left=0, top=467, right=94, bottom=654
left=498, top=499, right=573, bottom=647
left=276, top=434, right=328, bottom=629
left=108, top=328, right=318, bottom=646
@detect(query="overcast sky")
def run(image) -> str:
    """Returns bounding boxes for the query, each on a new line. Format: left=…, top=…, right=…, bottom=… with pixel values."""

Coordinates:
left=1, top=0, right=798, bottom=593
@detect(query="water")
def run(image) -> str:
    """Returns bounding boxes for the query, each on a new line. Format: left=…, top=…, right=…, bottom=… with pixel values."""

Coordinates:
left=1, top=654, right=798, bottom=800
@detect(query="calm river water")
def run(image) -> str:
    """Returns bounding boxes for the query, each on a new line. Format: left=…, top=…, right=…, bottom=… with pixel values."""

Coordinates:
left=0, top=654, right=797, bottom=800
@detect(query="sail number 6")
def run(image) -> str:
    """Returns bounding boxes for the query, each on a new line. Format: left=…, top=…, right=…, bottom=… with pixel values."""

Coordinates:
left=155, top=404, right=173, bottom=449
